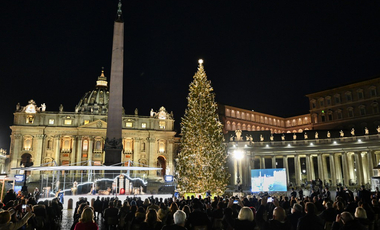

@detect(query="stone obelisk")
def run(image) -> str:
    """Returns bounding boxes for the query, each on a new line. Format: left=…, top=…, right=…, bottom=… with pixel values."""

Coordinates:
left=104, top=0, right=124, bottom=166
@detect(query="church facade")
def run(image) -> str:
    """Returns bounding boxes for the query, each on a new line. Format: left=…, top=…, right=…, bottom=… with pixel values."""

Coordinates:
left=8, top=70, right=179, bottom=185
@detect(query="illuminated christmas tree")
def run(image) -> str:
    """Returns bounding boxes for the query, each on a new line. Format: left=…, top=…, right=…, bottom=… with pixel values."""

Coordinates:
left=177, top=59, right=230, bottom=195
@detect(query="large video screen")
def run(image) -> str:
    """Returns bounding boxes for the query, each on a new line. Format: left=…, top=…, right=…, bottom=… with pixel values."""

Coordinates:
left=251, top=168, right=287, bottom=192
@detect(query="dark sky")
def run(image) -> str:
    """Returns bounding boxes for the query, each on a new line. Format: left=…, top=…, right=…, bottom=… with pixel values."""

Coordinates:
left=1, top=0, right=380, bottom=149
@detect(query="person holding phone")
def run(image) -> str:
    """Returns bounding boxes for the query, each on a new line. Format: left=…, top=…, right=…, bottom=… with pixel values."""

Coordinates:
left=0, top=205, right=34, bottom=230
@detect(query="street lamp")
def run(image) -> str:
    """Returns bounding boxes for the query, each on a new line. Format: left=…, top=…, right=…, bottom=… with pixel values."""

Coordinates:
left=21, top=158, right=33, bottom=195
left=233, top=150, right=244, bottom=192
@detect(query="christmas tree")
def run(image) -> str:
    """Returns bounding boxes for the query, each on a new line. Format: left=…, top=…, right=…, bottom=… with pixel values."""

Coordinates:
left=177, top=59, right=230, bottom=195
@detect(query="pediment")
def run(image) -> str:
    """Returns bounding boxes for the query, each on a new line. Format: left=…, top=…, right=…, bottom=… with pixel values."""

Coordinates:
left=79, top=119, right=107, bottom=129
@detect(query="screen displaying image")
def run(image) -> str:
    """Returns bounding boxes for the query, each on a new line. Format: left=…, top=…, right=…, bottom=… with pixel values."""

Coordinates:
left=251, top=168, right=287, bottom=192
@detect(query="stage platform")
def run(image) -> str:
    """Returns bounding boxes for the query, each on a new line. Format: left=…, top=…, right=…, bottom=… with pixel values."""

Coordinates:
left=39, top=194, right=173, bottom=210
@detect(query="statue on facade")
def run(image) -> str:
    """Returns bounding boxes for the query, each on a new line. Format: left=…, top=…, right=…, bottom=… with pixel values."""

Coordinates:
left=41, top=103, right=46, bottom=112
left=304, top=133, right=308, bottom=139
left=150, top=108, right=156, bottom=117
left=327, top=131, right=331, bottom=138
left=270, top=134, right=274, bottom=141
left=135, top=108, right=138, bottom=115
left=351, top=128, right=355, bottom=136
left=293, top=133, right=297, bottom=140
left=246, top=135, right=252, bottom=142
left=260, top=135, right=264, bottom=142
left=340, top=130, right=344, bottom=137
left=59, top=104, right=63, bottom=113
left=377, top=126, right=380, bottom=133
left=281, top=134, right=285, bottom=141
left=16, top=102, right=21, bottom=111
left=315, top=132, right=319, bottom=139
left=365, top=127, right=369, bottom=135
left=230, top=135, right=234, bottom=141
left=235, top=130, right=242, bottom=141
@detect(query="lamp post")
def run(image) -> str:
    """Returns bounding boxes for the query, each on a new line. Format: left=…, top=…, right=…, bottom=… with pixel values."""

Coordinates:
left=233, top=150, right=244, bottom=192
left=21, top=158, right=33, bottom=195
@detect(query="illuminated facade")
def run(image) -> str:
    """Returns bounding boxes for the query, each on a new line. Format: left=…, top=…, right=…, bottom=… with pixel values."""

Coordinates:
left=223, top=77, right=380, bottom=191
left=8, top=71, right=178, bottom=183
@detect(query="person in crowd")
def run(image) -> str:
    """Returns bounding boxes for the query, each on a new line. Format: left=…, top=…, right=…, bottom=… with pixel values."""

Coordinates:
left=140, top=208, right=163, bottom=230
left=0, top=205, right=35, bottom=230
left=188, top=201, right=211, bottom=230
left=332, top=211, right=367, bottom=230
left=287, top=203, right=304, bottom=230
left=3, top=189, right=16, bottom=205
left=256, top=197, right=292, bottom=230
left=233, top=206, right=256, bottom=230
left=162, top=210, right=187, bottom=230
left=93, top=196, right=103, bottom=220
left=73, top=207, right=98, bottom=230
left=103, top=201, right=119, bottom=228
left=354, top=207, right=370, bottom=228
left=297, top=202, right=323, bottom=230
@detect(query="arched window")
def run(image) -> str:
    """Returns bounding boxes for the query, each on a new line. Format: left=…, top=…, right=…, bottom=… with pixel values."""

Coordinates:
left=247, top=125, right=251, bottom=131
left=241, top=112, right=245, bottom=120
left=231, top=110, right=236, bottom=117
left=251, top=114, right=255, bottom=121
left=83, top=140, right=88, bottom=152
left=232, top=122, right=236, bottom=130
left=237, top=123, right=241, bottom=130
left=23, top=136, right=33, bottom=151
left=158, top=140, right=166, bottom=153
left=226, top=121, right=231, bottom=130
left=242, top=124, right=246, bottom=130
left=236, top=111, right=241, bottom=119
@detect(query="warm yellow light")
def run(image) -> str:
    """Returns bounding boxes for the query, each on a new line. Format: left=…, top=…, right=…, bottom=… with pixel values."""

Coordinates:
left=198, top=59, right=203, bottom=64
left=233, top=150, right=244, bottom=160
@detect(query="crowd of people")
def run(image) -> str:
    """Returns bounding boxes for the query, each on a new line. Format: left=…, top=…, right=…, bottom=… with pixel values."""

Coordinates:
left=0, top=189, right=63, bottom=230
left=1, top=184, right=379, bottom=230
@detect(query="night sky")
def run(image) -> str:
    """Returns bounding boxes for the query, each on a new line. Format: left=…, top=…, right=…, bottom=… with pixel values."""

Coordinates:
left=1, top=1, right=379, bottom=150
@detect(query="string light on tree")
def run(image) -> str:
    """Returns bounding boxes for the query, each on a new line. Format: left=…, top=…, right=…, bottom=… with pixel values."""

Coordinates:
left=176, top=59, right=230, bottom=195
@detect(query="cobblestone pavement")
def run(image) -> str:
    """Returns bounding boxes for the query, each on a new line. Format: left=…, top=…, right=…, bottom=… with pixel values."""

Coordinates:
left=61, top=209, right=107, bottom=230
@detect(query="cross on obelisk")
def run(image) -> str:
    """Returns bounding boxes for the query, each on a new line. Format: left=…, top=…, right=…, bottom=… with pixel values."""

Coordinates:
left=104, top=0, right=124, bottom=166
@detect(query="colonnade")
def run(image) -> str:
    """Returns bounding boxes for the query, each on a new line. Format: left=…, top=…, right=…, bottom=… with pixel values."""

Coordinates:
left=231, top=149, right=380, bottom=190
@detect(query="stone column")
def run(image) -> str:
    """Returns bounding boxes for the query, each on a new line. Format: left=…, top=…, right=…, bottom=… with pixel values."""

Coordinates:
left=10, top=134, right=23, bottom=170
left=260, top=157, right=265, bottom=169
left=70, top=136, right=77, bottom=177
left=294, top=155, right=301, bottom=186
left=148, top=137, right=156, bottom=177
left=367, top=151, right=375, bottom=179
left=283, top=156, right=290, bottom=185
left=342, top=152, right=349, bottom=186
left=329, top=154, right=337, bottom=187
left=272, top=156, right=276, bottom=169
left=322, top=155, right=329, bottom=185
left=133, top=138, right=140, bottom=177
left=306, top=155, right=312, bottom=181
left=167, top=139, right=174, bottom=175
left=317, top=154, right=324, bottom=182
left=54, top=135, right=61, bottom=165
left=34, top=135, right=44, bottom=167
left=310, top=155, right=316, bottom=180
left=88, top=137, right=93, bottom=166
left=76, top=137, right=82, bottom=176
left=354, top=152, right=363, bottom=186
left=334, top=154, right=343, bottom=185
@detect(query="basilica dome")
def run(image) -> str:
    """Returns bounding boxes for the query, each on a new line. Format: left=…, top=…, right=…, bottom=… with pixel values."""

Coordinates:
left=75, top=68, right=109, bottom=114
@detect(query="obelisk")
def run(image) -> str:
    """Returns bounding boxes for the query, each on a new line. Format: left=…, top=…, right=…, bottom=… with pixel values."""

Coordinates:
left=104, top=0, right=124, bottom=166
